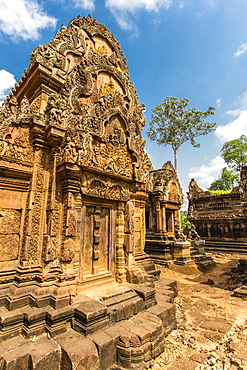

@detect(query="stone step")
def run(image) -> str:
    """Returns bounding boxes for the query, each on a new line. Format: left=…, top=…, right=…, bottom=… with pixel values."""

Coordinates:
left=0, top=281, right=166, bottom=342
left=0, top=288, right=177, bottom=370
left=204, top=241, right=247, bottom=254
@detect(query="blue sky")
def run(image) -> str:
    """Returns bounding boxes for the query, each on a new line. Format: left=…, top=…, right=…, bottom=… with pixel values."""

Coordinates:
left=1, top=0, right=247, bottom=201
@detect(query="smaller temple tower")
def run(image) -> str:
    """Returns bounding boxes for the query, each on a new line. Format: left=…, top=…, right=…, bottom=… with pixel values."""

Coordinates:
left=145, top=161, right=184, bottom=264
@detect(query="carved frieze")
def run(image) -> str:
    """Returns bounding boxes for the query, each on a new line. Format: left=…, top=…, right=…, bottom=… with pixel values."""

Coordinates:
left=0, top=95, right=32, bottom=134
left=0, top=139, right=33, bottom=164
left=81, top=172, right=129, bottom=201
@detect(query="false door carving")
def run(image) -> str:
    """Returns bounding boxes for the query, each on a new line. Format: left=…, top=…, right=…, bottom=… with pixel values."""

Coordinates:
left=81, top=202, right=114, bottom=280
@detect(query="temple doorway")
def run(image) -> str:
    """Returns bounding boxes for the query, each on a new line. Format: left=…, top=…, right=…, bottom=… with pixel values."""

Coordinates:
left=166, top=210, right=174, bottom=235
left=80, top=199, right=115, bottom=281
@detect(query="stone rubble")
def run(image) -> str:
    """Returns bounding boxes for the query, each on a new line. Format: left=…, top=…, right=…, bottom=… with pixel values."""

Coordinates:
left=150, top=254, right=247, bottom=370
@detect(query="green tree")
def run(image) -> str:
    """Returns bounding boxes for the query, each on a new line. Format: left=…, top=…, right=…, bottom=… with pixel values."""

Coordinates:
left=180, top=211, right=191, bottom=229
left=209, top=167, right=239, bottom=191
left=147, top=97, right=216, bottom=171
left=221, top=135, right=247, bottom=172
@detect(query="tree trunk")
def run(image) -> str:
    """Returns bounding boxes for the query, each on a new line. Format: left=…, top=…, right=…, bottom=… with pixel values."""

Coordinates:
left=174, top=149, right=178, bottom=172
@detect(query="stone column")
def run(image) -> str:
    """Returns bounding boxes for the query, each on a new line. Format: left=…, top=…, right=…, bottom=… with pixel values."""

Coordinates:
left=116, top=201, right=126, bottom=283
left=21, top=145, right=49, bottom=267
left=42, top=149, right=58, bottom=262
left=161, top=202, right=167, bottom=233
left=155, top=198, right=162, bottom=232
left=124, top=200, right=134, bottom=267
left=140, top=200, right=146, bottom=252
left=57, top=163, right=80, bottom=277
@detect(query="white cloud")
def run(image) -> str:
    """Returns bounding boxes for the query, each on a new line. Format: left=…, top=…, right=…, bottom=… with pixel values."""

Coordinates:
left=72, top=0, right=95, bottom=11
left=0, top=0, right=57, bottom=41
left=0, top=70, right=16, bottom=106
left=234, top=42, right=247, bottom=58
left=106, top=0, right=172, bottom=12
left=215, top=110, right=247, bottom=143
left=215, top=90, right=247, bottom=143
left=105, top=0, right=172, bottom=29
left=188, top=156, right=226, bottom=190
left=216, top=99, right=221, bottom=107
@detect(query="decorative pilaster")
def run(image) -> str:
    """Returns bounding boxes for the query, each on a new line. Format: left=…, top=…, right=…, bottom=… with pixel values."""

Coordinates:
left=57, top=163, right=80, bottom=267
left=161, top=203, right=167, bottom=233
left=155, top=198, right=162, bottom=231
left=42, top=149, right=58, bottom=262
left=116, top=201, right=126, bottom=283
left=21, top=148, right=48, bottom=267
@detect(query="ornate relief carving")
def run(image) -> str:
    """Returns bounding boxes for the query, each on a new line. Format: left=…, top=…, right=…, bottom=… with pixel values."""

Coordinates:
left=81, top=172, right=129, bottom=201
left=61, top=238, right=75, bottom=262
left=59, top=135, right=78, bottom=163
left=0, top=209, right=21, bottom=262
left=30, top=96, right=42, bottom=113
left=0, top=139, right=33, bottom=164
left=0, top=234, right=19, bottom=261
left=0, top=95, right=32, bottom=138
left=45, top=93, right=69, bottom=128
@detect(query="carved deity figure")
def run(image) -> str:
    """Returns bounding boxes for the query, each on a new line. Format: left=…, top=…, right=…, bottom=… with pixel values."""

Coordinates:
left=190, top=223, right=200, bottom=240
left=174, top=226, right=187, bottom=241
left=62, top=136, right=77, bottom=163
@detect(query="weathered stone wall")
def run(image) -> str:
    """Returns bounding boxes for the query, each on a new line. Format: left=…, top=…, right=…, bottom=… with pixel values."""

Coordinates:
left=188, top=177, right=247, bottom=253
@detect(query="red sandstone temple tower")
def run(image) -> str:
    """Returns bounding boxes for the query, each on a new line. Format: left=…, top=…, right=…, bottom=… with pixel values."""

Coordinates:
left=0, top=16, right=176, bottom=369
left=0, top=15, right=154, bottom=293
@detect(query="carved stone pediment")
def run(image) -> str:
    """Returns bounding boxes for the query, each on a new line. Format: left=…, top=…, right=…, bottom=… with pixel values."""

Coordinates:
left=81, top=171, right=130, bottom=201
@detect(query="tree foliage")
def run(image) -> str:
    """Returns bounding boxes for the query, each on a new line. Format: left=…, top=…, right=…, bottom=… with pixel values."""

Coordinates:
left=180, top=211, right=191, bottom=229
left=208, top=167, right=239, bottom=191
left=221, top=135, right=247, bottom=172
left=147, top=97, right=216, bottom=171
left=210, top=190, right=231, bottom=195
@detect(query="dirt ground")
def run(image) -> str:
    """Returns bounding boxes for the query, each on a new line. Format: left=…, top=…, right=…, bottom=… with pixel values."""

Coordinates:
left=150, top=253, right=247, bottom=370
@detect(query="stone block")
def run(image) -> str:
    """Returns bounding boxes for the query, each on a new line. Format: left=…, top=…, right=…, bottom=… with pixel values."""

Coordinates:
left=56, top=331, right=100, bottom=370
left=158, top=277, right=178, bottom=295
left=147, top=302, right=176, bottom=334
left=1, top=336, right=61, bottom=370
left=0, top=354, right=32, bottom=370
left=155, top=292, right=174, bottom=303
left=22, top=308, right=47, bottom=338
left=91, top=331, right=117, bottom=370
left=120, top=319, right=151, bottom=344
left=0, top=308, right=25, bottom=341
left=73, top=299, right=108, bottom=335
left=46, top=306, right=74, bottom=337
left=130, top=311, right=163, bottom=342
left=133, top=285, right=156, bottom=308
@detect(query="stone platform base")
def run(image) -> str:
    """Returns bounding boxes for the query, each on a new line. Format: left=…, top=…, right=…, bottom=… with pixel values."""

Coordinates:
left=145, top=233, right=216, bottom=272
left=190, top=240, right=216, bottom=272
left=0, top=278, right=177, bottom=369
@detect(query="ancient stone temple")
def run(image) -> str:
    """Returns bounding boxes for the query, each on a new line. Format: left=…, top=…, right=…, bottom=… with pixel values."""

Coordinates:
left=188, top=173, right=247, bottom=253
left=145, top=161, right=184, bottom=238
left=0, top=16, right=177, bottom=369
left=145, top=161, right=188, bottom=264
left=145, top=162, right=215, bottom=270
